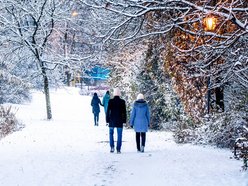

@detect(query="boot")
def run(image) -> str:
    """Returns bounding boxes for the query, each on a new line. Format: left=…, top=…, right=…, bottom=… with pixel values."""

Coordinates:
left=110, top=147, right=114, bottom=153
left=141, top=146, right=144, bottom=153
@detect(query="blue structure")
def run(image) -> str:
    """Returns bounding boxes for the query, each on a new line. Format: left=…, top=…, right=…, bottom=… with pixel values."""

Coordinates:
left=88, top=66, right=110, bottom=80
left=83, top=66, right=110, bottom=85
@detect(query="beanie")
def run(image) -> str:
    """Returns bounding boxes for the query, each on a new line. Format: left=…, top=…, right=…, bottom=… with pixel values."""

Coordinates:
left=113, top=88, right=121, bottom=96
left=137, top=93, right=144, bottom=100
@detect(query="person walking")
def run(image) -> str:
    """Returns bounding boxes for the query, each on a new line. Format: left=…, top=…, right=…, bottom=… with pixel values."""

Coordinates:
left=106, top=88, right=127, bottom=153
left=130, top=93, right=150, bottom=153
left=91, top=92, right=103, bottom=126
left=102, top=90, right=110, bottom=116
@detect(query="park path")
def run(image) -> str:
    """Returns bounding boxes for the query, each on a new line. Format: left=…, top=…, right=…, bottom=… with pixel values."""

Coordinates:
left=0, top=88, right=246, bottom=186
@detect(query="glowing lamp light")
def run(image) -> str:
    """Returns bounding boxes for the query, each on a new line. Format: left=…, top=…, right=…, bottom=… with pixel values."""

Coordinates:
left=204, top=16, right=217, bottom=31
left=71, top=11, right=78, bottom=17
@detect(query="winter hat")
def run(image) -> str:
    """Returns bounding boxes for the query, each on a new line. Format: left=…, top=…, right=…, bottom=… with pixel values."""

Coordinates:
left=137, top=93, right=144, bottom=100
left=113, top=88, right=121, bottom=96
left=93, top=92, right=97, bottom=96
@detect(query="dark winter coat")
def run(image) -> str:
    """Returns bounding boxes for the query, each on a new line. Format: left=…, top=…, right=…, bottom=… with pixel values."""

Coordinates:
left=102, top=93, right=110, bottom=113
left=106, top=96, right=127, bottom=128
left=130, top=99, right=150, bottom=132
left=91, top=94, right=102, bottom=114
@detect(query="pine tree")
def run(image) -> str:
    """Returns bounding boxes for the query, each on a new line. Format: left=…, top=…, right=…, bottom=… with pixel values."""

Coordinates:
left=136, top=42, right=180, bottom=129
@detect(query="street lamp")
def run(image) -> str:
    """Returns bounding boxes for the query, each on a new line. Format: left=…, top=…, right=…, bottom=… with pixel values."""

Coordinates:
left=63, top=10, right=78, bottom=87
left=203, top=16, right=217, bottom=31
left=71, top=10, right=78, bottom=17
left=203, top=15, right=218, bottom=113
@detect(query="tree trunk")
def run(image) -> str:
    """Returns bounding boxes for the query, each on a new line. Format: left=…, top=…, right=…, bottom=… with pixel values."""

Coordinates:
left=42, top=67, right=52, bottom=120
left=66, top=71, right=71, bottom=86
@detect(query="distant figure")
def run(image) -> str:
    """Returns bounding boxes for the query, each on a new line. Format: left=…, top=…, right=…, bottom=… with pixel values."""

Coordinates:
left=106, top=88, right=127, bottom=153
left=91, top=92, right=103, bottom=126
left=102, top=90, right=110, bottom=115
left=130, top=93, right=150, bottom=153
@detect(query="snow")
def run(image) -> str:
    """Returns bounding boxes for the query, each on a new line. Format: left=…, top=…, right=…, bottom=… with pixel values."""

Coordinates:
left=0, top=87, right=247, bottom=186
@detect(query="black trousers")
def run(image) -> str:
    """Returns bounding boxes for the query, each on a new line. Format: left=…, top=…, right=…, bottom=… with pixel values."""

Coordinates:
left=136, top=132, right=146, bottom=151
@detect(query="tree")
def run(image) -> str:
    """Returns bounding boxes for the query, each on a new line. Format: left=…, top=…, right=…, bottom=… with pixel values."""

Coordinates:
left=136, top=41, right=179, bottom=129
left=0, top=0, right=95, bottom=119
left=105, top=40, right=182, bottom=129
left=169, top=0, right=247, bottom=116
left=80, top=0, right=247, bottom=118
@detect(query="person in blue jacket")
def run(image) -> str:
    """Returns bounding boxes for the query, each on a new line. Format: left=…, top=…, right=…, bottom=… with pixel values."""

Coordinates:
left=91, top=92, right=103, bottom=126
left=130, top=93, right=150, bottom=152
left=102, top=90, right=110, bottom=115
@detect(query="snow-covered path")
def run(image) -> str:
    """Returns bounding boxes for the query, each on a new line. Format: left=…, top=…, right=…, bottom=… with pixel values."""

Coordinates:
left=0, top=88, right=247, bottom=186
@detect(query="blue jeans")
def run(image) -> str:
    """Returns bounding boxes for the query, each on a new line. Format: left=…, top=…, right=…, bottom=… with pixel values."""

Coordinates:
left=109, top=127, right=123, bottom=151
left=93, top=112, right=99, bottom=126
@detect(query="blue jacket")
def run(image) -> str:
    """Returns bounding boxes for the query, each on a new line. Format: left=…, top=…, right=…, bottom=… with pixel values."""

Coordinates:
left=130, top=99, right=150, bottom=132
left=102, top=93, right=110, bottom=113
left=91, top=94, right=102, bottom=114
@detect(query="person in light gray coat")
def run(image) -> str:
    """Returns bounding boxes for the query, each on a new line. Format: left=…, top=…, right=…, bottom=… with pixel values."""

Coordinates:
left=130, top=93, right=150, bottom=152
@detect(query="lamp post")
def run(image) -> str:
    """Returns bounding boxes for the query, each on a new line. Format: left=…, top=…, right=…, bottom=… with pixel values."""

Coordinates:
left=64, top=10, right=78, bottom=87
left=64, top=65, right=71, bottom=86
left=203, top=15, right=217, bottom=113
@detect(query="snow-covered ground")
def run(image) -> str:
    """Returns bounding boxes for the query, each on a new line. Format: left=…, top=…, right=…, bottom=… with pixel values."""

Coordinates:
left=0, top=87, right=247, bottom=186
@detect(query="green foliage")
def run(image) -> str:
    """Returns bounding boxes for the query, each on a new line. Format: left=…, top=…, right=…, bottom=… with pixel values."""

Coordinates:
left=133, top=43, right=183, bottom=130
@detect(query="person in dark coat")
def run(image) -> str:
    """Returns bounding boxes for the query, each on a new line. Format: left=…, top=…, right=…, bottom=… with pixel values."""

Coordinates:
left=91, top=92, right=103, bottom=126
left=102, top=90, right=110, bottom=115
left=106, top=88, right=127, bottom=153
left=130, top=93, right=150, bottom=152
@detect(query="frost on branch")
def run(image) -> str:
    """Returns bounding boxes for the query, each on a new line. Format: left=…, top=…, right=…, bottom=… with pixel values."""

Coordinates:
left=106, top=41, right=183, bottom=130
left=0, top=69, right=31, bottom=104
left=0, top=106, right=24, bottom=139
left=174, top=85, right=248, bottom=148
